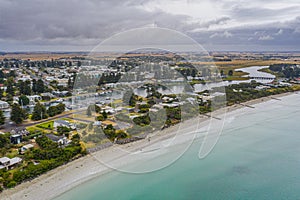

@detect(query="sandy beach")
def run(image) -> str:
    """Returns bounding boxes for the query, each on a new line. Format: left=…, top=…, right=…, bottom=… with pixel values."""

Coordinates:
left=0, top=92, right=294, bottom=200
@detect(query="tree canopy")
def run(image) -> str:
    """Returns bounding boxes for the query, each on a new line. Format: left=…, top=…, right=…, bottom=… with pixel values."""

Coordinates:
left=31, top=102, right=48, bottom=121
left=10, top=103, right=28, bottom=124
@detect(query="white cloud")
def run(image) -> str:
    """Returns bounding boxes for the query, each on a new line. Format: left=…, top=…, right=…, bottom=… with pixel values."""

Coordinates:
left=209, top=31, right=232, bottom=38
left=275, top=29, right=283, bottom=35
left=258, top=35, right=274, bottom=41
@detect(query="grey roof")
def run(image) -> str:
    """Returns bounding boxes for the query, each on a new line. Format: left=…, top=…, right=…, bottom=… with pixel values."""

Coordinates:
left=0, top=157, right=10, bottom=163
left=22, top=144, right=34, bottom=149
left=46, top=134, right=65, bottom=142
left=0, top=100, right=8, bottom=105
left=9, top=157, right=22, bottom=165
left=54, top=120, right=70, bottom=126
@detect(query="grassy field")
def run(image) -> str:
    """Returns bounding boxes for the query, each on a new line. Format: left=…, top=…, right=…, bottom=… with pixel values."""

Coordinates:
left=36, top=121, right=54, bottom=130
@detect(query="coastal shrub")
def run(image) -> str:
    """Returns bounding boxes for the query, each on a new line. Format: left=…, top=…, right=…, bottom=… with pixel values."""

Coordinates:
left=127, top=124, right=152, bottom=135
left=115, top=113, right=131, bottom=123
left=83, top=133, right=103, bottom=143
left=88, top=122, right=93, bottom=131
left=103, top=125, right=116, bottom=140
left=133, top=115, right=150, bottom=126
left=76, top=123, right=87, bottom=129
left=96, top=114, right=105, bottom=121
left=7, top=181, right=16, bottom=188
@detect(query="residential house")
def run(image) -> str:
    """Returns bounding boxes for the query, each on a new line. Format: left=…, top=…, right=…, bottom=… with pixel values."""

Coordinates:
left=0, top=100, right=9, bottom=110
left=0, top=157, right=22, bottom=170
left=21, top=144, right=34, bottom=153
left=27, top=95, right=42, bottom=105
left=46, top=134, right=69, bottom=145
left=54, top=120, right=71, bottom=129
left=10, top=134, right=22, bottom=144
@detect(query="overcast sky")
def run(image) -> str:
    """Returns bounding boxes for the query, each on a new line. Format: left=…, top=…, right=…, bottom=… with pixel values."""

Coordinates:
left=1, top=0, right=300, bottom=52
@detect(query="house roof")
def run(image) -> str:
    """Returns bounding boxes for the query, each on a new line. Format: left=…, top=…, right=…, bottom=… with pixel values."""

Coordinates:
left=22, top=144, right=34, bottom=149
left=54, top=120, right=70, bottom=126
left=0, top=157, right=10, bottom=163
left=0, top=100, right=9, bottom=106
left=9, top=157, right=22, bottom=165
left=11, top=134, right=22, bottom=138
left=46, top=134, right=65, bottom=142
left=11, top=128, right=29, bottom=136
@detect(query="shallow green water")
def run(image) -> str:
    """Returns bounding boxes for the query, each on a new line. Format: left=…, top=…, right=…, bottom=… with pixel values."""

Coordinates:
left=55, top=94, right=300, bottom=200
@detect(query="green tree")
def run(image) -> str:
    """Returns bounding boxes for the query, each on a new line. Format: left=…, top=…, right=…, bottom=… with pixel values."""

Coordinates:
left=0, top=88, right=3, bottom=99
left=6, top=77, right=14, bottom=96
left=0, top=133, right=9, bottom=148
left=86, top=106, right=92, bottom=116
left=17, top=80, right=25, bottom=95
left=7, top=181, right=17, bottom=188
left=10, top=103, right=27, bottom=124
left=32, top=79, right=37, bottom=93
left=57, top=126, right=71, bottom=136
left=220, top=70, right=224, bottom=76
left=47, top=106, right=58, bottom=117
left=47, top=103, right=65, bottom=117
left=23, top=80, right=32, bottom=95
left=228, top=70, right=233, bottom=76
left=95, top=104, right=101, bottom=113
left=8, top=70, right=16, bottom=78
left=102, top=110, right=108, bottom=119
left=103, top=124, right=116, bottom=140
left=36, top=79, right=45, bottom=93
left=31, top=103, right=48, bottom=121
left=19, top=95, right=30, bottom=106
left=0, top=110, right=5, bottom=125
left=96, top=114, right=105, bottom=121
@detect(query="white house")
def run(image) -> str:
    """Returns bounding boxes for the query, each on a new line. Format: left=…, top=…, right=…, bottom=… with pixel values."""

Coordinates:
left=27, top=95, right=42, bottom=104
left=0, top=157, right=22, bottom=170
left=54, top=120, right=71, bottom=128
left=0, top=100, right=9, bottom=110
left=46, top=134, right=70, bottom=145
left=21, top=144, right=34, bottom=152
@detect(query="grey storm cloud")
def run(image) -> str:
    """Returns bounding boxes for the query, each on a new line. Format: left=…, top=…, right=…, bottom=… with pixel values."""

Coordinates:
left=0, top=0, right=198, bottom=43
left=190, top=17, right=300, bottom=51
left=0, top=0, right=300, bottom=51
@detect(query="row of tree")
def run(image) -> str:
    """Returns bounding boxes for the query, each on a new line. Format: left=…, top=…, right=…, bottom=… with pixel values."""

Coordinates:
left=8, top=102, right=66, bottom=124
left=32, top=103, right=65, bottom=121
left=269, top=64, right=300, bottom=79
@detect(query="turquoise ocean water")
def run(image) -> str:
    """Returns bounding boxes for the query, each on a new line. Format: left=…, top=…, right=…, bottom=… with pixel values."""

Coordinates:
left=55, top=94, right=300, bottom=200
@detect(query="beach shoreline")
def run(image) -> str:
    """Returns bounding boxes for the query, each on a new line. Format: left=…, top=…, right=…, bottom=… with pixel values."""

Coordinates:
left=0, top=91, right=295, bottom=200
